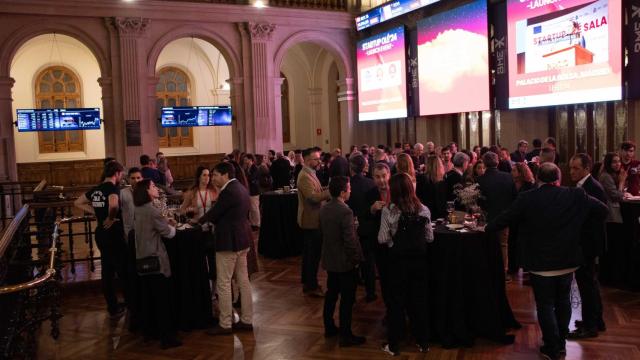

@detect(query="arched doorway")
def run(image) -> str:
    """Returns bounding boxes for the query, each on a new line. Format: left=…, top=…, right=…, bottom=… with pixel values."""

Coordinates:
left=154, top=37, right=233, bottom=155
left=279, top=42, right=344, bottom=152
left=9, top=33, right=105, bottom=184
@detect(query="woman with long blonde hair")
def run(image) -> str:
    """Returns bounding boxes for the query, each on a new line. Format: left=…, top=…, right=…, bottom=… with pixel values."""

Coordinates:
left=396, top=153, right=416, bottom=186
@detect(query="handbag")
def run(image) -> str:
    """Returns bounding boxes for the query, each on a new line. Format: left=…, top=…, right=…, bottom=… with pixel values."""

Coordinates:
left=136, top=255, right=161, bottom=275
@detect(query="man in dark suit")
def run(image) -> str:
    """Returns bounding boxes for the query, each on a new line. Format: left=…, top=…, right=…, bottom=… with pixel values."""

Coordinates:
left=477, top=151, right=517, bottom=279
left=444, top=152, right=469, bottom=201
left=320, top=176, right=365, bottom=347
left=140, top=154, right=165, bottom=186
left=270, top=152, right=293, bottom=189
left=362, top=162, right=391, bottom=309
left=526, top=138, right=543, bottom=161
left=568, top=154, right=608, bottom=338
left=200, top=162, right=253, bottom=335
left=487, top=163, right=608, bottom=360
left=346, top=154, right=377, bottom=302
left=511, top=140, right=528, bottom=163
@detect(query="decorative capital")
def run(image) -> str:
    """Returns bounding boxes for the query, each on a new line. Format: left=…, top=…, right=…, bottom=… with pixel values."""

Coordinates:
left=247, top=23, right=276, bottom=41
left=111, top=17, right=150, bottom=35
left=97, top=77, right=112, bottom=87
left=0, top=76, right=15, bottom=88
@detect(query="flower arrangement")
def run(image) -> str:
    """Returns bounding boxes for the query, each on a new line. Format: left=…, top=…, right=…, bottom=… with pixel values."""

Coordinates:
left=454, top=183, right=483, bottom=209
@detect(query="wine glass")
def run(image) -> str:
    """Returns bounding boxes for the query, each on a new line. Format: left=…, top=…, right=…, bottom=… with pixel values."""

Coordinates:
left=289, top=177, right=296, bottom=189
left=446, top=201, right=455, bottom=224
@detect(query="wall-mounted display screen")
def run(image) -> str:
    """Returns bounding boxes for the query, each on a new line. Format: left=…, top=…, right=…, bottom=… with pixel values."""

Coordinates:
left=356, top=0, right=443, bottom=31
left=16, top=108, right=101, bottom=132
left=161, top=106, right=232, bottom=127
left=417, top=0, right=489, bottom=115
left=507, top=0, right=622, bottom=109
left=357, top=26, right=408, bottom=121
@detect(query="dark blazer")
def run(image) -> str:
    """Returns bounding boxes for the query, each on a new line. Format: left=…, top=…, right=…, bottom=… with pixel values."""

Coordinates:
left=416, top=175, right=447, bottom=219
left=141, top=166, right=165, bottom=185
left=200, top=180, right=251, bottom=252
left=270, top=157, right=292, bottom=189
left=525, top=148, right=541, bottom=161
left=329, top=156, right=350, bottom=179
left=477, top=167, right=517, bottom=222
left=580, top=175, right=608, bottom=258
left=246, top=164, right=260, bottom=196
left=358, top=186, right=384, bottom=239
left=319, top=198, right=363, bottom=272
left=346, top=174, right=377, bottom=234
left=511, top=151, right=526, bottom=163
left=486, top=185, right=608, bottom=272
left=444, top=169, right=463, bottom=201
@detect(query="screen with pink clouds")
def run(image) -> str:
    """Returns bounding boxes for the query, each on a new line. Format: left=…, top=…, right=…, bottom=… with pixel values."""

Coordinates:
left=417, top=0, right=490, bottom=116
left=507, top=0, right=622, bottom=109
left=357, top=26, right=408, bottom=121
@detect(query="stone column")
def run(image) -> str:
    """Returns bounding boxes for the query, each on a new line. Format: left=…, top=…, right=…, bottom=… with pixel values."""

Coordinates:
left=228, top=77, right=245, bottom=151
left=272, top=77, right=284, bottom=151
left=98, top=76, right=119, bottom=159
left=146, top=75, right=159, bottom=153
left=337, top=78, right=356, bottom=151
left=308, top=88, right=324, bottom=148
left=0, top=76, right=16, bottom=180
left=247, top=22, right=279, bottom=153
left=108, top=17, right=153, bottom=167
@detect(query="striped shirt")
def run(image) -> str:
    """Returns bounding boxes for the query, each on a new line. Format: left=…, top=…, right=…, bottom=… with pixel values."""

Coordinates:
left=378, top=203, right=434, bottom=248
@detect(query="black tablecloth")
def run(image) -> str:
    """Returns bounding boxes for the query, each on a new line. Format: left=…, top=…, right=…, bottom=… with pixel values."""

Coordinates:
left=428, top=225, right=518, bottom=348
left=611, top=201, right=640, bottom=290
left=258, top=191, right=303, bottom=258
left=164, top=227, right=215, bottom=330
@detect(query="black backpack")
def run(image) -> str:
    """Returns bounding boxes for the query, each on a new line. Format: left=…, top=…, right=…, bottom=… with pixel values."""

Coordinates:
left=391, top=212, right=428, bottom=256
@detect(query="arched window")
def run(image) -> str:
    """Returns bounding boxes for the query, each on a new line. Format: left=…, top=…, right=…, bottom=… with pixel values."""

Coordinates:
left=35, top=66, right=84, bottom=153
left=156, top=67, right=193, bottom=148
left=280, top=72, right=291, bottom=143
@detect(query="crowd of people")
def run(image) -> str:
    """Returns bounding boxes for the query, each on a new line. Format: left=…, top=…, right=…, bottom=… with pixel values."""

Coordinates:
left=74, top=138, right=640, bottom=359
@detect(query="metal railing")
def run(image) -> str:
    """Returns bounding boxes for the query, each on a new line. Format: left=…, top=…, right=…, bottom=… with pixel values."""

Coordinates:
left=0, top=205, right=63, bottom=360
left=0, top=180, right=46, bottom=231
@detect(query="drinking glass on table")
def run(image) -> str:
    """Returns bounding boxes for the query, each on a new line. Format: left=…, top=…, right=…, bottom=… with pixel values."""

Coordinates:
left=446, top=201, right=455, bottom=223
left=289, top=177, right=296, bottom=189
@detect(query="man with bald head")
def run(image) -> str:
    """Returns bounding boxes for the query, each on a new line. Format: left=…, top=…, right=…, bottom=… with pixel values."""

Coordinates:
left=487, top=163, right=608, bottom=360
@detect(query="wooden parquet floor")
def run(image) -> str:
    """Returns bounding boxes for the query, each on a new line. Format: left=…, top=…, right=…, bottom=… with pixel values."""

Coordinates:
left=37, top=245, right=640, bottom=359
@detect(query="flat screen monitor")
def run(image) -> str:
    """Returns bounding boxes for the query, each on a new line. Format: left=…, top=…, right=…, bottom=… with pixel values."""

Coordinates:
left=417, top=0, right=490, bottom=115
left=161, top=106, right=232, bottom=127
left=356, top=0, right=443, bottom=31
left=357, top=26, right=408, bottom=121
left=16, top=108, right=101, bottom=132
left=507, top=0, right=622, bottom=109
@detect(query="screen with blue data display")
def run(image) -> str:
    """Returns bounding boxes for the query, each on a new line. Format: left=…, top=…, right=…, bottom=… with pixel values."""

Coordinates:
left=16, top=108, right=101, bottom=132
left=161, top=106, right=232, bottom=127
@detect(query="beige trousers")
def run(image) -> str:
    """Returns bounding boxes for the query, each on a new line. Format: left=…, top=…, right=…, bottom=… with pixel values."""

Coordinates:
left=216, top=248, right=253, bottom=328
left=249, top=195, right=260, bottom=227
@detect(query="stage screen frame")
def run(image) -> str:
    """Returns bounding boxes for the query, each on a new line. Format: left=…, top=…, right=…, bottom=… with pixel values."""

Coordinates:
left=357, top=26, right=409, bottom=122
left=416, top=0, right=490, bottom=116
left=507, top=0, right=622, bottom=109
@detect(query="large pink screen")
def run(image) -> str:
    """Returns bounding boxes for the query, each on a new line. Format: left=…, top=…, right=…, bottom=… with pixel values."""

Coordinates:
left=357, top=26, right=408, bottom=121
left=417, top=0, right=490, bottom=116
left=507, top=0, right=622, bottom=108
